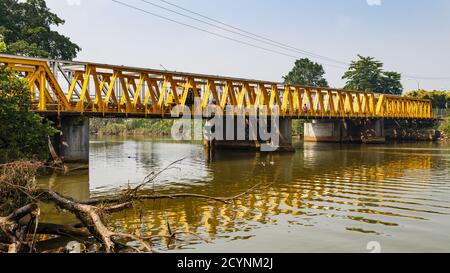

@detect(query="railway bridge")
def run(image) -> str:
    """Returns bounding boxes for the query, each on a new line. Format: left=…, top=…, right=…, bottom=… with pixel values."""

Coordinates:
left=0, top=54, right=434, bottom=163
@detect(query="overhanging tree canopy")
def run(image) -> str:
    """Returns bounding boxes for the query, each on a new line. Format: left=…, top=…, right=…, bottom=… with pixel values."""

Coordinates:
left=0, top=67, right=57, bottom=163
left=0, top=0, right=80, bottom=60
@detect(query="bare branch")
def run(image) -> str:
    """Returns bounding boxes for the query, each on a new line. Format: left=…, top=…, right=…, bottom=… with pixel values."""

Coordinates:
left=1, top=159, right=267, bottom=253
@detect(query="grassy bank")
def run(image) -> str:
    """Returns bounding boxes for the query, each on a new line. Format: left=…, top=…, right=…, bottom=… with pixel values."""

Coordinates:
left=439, top=118, right=450, bottom=140
left=90, top=118, right=174, bottom=137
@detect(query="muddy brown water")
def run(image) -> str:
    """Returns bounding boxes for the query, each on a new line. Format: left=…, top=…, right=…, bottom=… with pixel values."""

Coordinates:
left=37, top=137, right=450, bottom=253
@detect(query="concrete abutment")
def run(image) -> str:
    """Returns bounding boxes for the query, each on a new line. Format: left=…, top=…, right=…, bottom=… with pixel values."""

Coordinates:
left=304, top=119, right=386, bottom=144
left=50, top=116, right=90, bottom=164
left=206, top=116, right=295, bottom=152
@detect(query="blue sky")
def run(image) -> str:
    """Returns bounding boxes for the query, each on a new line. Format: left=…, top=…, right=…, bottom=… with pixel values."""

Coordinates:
left=46, top=0, right=450, bottom=91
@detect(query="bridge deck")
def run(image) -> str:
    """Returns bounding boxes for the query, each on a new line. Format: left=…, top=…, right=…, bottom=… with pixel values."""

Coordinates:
left=0, top=54, right=433, bottom=120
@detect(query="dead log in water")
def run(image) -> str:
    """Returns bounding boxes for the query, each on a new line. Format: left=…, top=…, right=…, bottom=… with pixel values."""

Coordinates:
left=0, top=160, right=264, bottom=253
left=0, top=203, right=39, bottom=253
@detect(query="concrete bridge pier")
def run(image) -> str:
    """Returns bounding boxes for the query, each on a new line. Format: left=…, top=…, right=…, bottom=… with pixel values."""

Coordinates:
left=304, top=120, right=348, bottom=142
left=361, top=119, right=386, bottom=144
left=51, top=116, right=90, bottom=164
left=276, top=118, right=295, bottom=152
left=304, top=119, right=385, bottom=144
left=210, top=116, right=294, bottom=152
left=214, top=115, right=260, bottom=151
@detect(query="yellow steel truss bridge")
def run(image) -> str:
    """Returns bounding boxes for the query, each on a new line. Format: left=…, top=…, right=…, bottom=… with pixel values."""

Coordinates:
left=0, top=54, right=433, bottom=120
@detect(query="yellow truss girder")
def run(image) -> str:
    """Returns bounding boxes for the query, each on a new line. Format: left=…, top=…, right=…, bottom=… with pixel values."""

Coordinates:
left=0, top=55, right=433, bottom=119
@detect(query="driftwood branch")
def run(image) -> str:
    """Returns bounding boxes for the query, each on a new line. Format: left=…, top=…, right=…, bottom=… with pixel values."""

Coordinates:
left=82, top=183, right=263, bottom=206
left=1, top=159, right=266, bottom=253
left=27, top=181, right=262, bottom=253
left=0, top=203, right=39, bottom=253
left=35, top=189, right=119, bottom=253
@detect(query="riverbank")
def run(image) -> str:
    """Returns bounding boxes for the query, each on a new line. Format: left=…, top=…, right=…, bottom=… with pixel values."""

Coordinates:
left=90, top=118, right=448, bottom=141
left=438, top=118, right=450, bottom=141
left=90, top=118, right=173, bottom=137
left=385, top=127, right=441, bottom=141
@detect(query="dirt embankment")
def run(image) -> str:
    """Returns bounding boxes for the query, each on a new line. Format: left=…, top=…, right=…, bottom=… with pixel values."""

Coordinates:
left=385, top=127, right=441, bottom=141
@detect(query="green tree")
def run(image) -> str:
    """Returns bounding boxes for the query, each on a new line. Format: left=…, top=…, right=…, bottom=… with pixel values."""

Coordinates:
left=404, top=89, right=450, bottom=109
left=439, top=119, right=450, bottom=135
left=381, top=71, right=403, bottom=95
left=0, top=36, right=6, bottom=53
left=342, top=55, right=403, bottom=95
left=0, top=0, right=80, bottom=60
left=283, top=58, right=329, bottom=87
left=0, top=67, right=57, bottom=163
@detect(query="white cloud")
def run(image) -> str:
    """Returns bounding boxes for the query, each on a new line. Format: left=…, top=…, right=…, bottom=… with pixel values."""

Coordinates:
left=367, top=0, right=382, bottom=6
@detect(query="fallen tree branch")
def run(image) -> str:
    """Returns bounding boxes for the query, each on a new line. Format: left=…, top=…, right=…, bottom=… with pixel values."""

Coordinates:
left=81, top=183, right=263, bottom=206
left=2, top=159, right=267, bottom=253
left=28, top=182, right=263, bottom=253
left=132, top=158, right=187, bottom=194
left=34, top=190, right=118, bottom=253
left=0, top=203, right=39, bottom=253
left=82, top=193, right=229, bottom=206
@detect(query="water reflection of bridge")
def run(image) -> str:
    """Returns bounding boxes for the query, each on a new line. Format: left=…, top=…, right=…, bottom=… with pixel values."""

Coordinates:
left=104, top=144, right=438, bottom=247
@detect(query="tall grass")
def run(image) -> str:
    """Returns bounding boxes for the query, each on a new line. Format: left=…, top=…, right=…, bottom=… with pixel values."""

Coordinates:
left=439, top=118, right=450, bottom=136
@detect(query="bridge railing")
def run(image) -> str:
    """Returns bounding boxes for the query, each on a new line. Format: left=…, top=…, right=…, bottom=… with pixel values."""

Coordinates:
left=0, top=54, right=433, bottom=119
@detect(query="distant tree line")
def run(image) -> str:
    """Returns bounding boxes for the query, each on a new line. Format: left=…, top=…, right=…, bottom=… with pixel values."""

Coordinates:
left=283, top=55, right=449, bottom=136
left=284, top=55, right=403, bottom=96
left=404, top=90, right=449, bottom=109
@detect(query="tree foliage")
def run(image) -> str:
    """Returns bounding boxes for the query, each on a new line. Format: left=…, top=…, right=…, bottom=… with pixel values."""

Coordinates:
left=404, top=89, right=450, bottom=109
left=0, top=36, right=6, bottom=53
left=90, top=118, right=174, bottom=136
left=439, top=118, right=450, bottom=135
left=0, top=0, right=80, bottom=60
left=283, top=58, right=329, bottom=87
left=0, top=67, right=57, bottom=163
left=342, top=55, right=403, bottom=95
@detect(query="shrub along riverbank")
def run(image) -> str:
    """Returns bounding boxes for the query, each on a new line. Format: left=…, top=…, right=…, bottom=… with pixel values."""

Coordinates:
left=439, top=118, right=450, bottom=140
left=0, top=68, right=56, bottom=164
left=91, top=118, right=308, bottom=137
left=90, top=116, right=448, bottom=140
left=90, top=118, right=174, bottom=137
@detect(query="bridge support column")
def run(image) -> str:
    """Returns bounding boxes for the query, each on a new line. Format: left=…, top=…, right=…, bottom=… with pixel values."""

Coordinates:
left=210, top=116, right=294, bottom=152
left=214, top=115, right=259, bottom=151
left=277, top=118, right=295, bottom=152
left=55, top=116, right=90, bottom=164
left=361, top=119, right=386, bottom=144
left=304, top=120, right=348, bottom=142
left=304, top=119, right=385, bottom=143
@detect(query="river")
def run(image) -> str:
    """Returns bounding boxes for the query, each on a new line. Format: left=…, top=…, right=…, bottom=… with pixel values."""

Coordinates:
left=37, top=137, right=450, bottom=253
